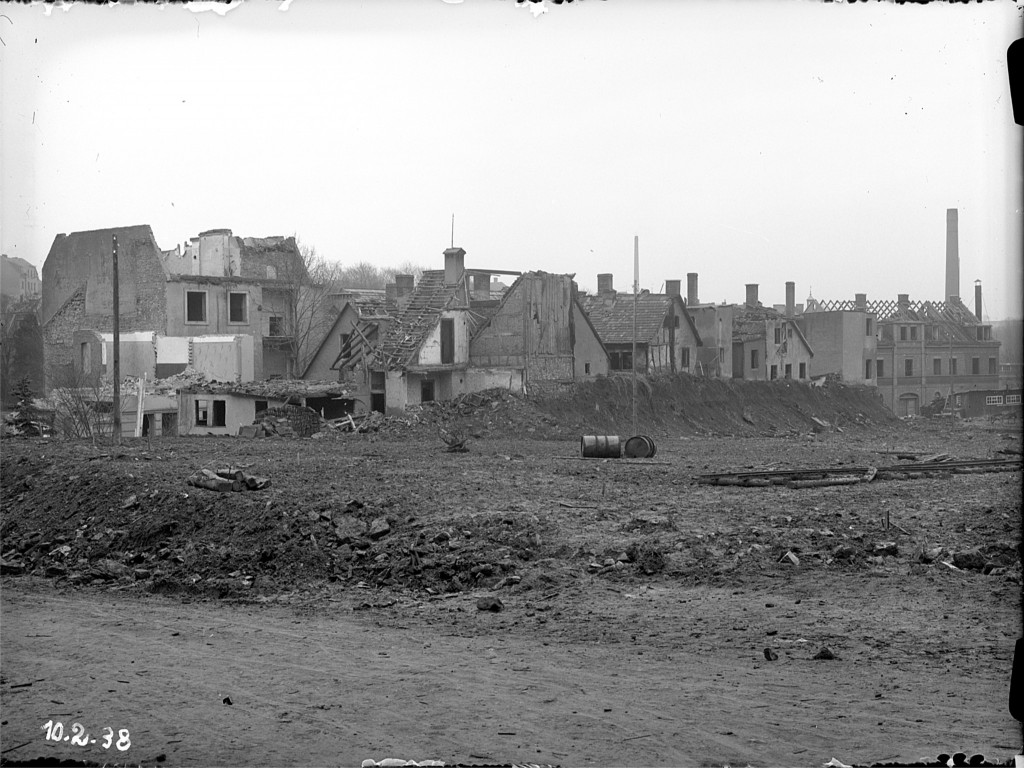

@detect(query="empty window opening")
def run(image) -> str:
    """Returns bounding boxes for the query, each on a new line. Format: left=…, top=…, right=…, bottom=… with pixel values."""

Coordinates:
left=186, top=291, right=207, bottom=323
left=229, top=292, right=247, bottom=323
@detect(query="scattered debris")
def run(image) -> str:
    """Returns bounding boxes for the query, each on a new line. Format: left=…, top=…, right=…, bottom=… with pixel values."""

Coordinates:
left=763, top=647, right=779, bottom=661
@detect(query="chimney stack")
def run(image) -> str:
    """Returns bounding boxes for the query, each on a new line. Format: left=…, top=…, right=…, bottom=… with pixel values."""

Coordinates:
left=897, top=293, right=910, bottom=312
left=385, top=282, right=397, bottom=308
left=785, top=281, right=795, bottom=316
left=855, top=293, right=867, bottom=310
left=974, top=280, right=983, bottom=321
left=687, top=273, right=699, bottom=305
left=395, top=274, right=414, bottom=298
left=444, top=247, right=466, bottom=286
left=597, top=273, right=614, bottom=294
left=665, top=279, right=681, bottom=298
left=945, top=208, right=959, bottom=302
left=745, top=283, right=759, bottom=307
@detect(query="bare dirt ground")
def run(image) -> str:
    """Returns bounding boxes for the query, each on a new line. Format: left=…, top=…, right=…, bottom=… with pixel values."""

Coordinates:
left=1, top=408, right=1022, bottom=768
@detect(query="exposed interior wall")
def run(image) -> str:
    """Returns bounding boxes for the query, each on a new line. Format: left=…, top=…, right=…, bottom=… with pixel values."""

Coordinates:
left=191, top=336, right=255, bottom=382
left=418, top=310, right=471, bottom=366
left=688, top=305, right=733, bottom=378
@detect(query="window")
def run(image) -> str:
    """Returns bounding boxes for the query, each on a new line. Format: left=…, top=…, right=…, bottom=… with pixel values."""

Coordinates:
left=785, top=364, right=792, bottom=379
left=186, top=291, right=207, bottom=323
left=750, top=349, right=759, bottom=370
left=900, top=326, right=908, bottom=341
left=194, top=399, right=226, bottom=427
left=933, top=358, right=942, bottom=375
left=370, top=371, right=385, bottom=390
left=681, top=348, right=690, bottom=367
left=266, top=266, right=277, bottom=280
left=972, top=357, right=980, bottom=375
left=421, top=380, right=435, bottom=403
left=255, top=400, right=268, bottom=414
left=269, top=316, right=284, bottom=336
left=910, top=326, right=918, bottom=341
left=584, top=362, right=591, bottom=375
left=787, top=327, right=793, bottom=338
left=951, top=358, right=958, bottom=376
left=989, top=358, right=997, bottom=375
left=866, top=318, right=873, bottom=336
left=865, top=359, right=873, bottom=379
left=876, top=359, right=884, bottom=378
left=228, top=292, right=247, bottom=323
left=986, top=395, right=1004, bottom=406
left=770, top=364, right=778, bottom=380
left=977, top=327, right=984, bottom=341
left=81, top=343, right=91, bottom=375
left=904, top=358, right=914, bottom=377
left=440, top=318, right=455, bottom=365
left=955, top=395, right=962, bottom=407
left=610, top=350, right=633, bottom=371
left=339, top=333, right=352, bottom=354
left=1007, top=394, right=1022, bottom=405
left=673, top=315, right=680, bottom=328
left=798, top=362, right=806, bottom=379
left=774, top=327, right=781, bottom=344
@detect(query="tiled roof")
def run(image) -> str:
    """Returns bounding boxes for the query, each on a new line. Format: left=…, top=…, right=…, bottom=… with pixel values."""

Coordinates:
left=733, top=304, right=814, bottom=355
left=338, top=288, right=392, bottom=319
left=580, top=292, right=676, bottom=345
left=372, top=270, right=464, bottom=370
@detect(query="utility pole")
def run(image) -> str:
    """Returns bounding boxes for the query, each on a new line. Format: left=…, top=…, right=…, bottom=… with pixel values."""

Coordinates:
left=112, top=235, right=121, bottom=445
left=632, top=235, right=638, bottom=436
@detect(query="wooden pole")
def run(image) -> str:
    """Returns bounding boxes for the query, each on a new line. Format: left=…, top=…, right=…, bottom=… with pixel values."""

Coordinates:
left=632, top=235, right=638, bottom=436
left=112, top=234, right=121, bottom=445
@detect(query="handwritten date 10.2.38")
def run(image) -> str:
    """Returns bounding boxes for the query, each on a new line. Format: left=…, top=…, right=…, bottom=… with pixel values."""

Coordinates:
left=41, top=720, right=131, bottom=751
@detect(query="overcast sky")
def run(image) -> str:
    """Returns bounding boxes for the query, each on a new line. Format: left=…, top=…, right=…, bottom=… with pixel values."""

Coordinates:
left=2, top=0, right=1021, bottom=318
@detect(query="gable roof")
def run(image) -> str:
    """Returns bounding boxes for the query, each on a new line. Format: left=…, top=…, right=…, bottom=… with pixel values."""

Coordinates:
left=811, top=295, right=987, bottom=343
left=580, top=291, right=702, bottom=346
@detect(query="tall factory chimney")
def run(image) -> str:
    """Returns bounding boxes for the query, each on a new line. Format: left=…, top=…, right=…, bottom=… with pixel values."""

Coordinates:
left=687, top=273, right=699, bottom=305
left=974, top=280, right=983, bottom=321
left=785, top=282, right=795, bottom=316
left=945, top=208, right=959, bottom=302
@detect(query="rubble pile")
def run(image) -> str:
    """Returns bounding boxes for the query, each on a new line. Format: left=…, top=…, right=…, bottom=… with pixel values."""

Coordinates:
left=255, top=405, right=321, bottom=438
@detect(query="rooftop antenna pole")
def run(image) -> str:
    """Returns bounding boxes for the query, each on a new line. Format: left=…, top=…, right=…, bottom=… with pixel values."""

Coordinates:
left=451, top=214, right=455, bottom=248
left=112, top=234, right=122, bottom=446
left=632, top=235, right=639, bottom=437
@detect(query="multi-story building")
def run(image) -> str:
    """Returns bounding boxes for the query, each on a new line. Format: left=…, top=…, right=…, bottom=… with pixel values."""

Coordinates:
left=799, top=291, right=878, bottom=385
left=811, top=290, right=1000, bottom=416
left=580, top=273, right=703, bottom=375
left=1, top=254, right=41, bottom=301
left=41, top=226, right=308, bottom=389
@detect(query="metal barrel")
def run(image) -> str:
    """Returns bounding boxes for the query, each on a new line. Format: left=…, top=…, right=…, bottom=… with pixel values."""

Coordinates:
left=581, top=435, right=621, bottom=458
left=623, top=435, right=657, bottom=458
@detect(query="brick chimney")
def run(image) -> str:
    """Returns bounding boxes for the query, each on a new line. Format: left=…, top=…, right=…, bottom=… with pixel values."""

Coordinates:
left=745, top=284, right=759, bottom=307
left=855, top=293, right=867, bottom=310
left=665, top=279, right=681, bottom=298
left=395, top=274, right=414, bottom=311
left=945, top=208, right=959, bottom=302
left=897, top=293, right=910, bottom=312
left=785, top=282, right=795, bottom=316
left=687, top=273, right=699, bottom=305
left=974, top=280, right=982, bottom=321
left=444, top=247, right=466, bottom=286
left=597, top=273, right=614, bottom=294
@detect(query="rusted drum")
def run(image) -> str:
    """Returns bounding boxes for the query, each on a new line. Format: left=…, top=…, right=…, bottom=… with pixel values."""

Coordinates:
left=623, top=434, right=657, bottom=458
left=581, top=435, right=621, bottom=458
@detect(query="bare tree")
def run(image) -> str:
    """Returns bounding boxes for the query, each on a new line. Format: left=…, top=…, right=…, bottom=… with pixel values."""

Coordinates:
left=0, top=296, right=43, bottom=406
left=267, top=238, right=346, bottom=378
